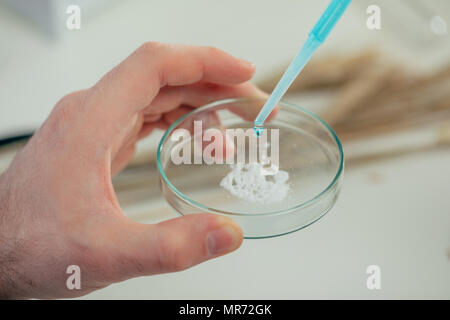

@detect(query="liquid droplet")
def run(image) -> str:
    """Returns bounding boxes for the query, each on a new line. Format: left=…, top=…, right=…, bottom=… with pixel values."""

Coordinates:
left=253, top=125, right=264, bottom=137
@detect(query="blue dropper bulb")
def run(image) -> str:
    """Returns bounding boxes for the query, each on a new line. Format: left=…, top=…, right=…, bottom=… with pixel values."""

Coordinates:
left=254, top=0, right=351, bottom=130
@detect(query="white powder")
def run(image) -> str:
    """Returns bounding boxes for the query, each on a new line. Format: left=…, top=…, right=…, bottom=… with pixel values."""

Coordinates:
left=220, top=163, right=290, bottom=204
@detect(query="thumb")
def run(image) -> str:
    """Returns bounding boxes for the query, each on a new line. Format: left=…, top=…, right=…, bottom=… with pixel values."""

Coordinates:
left=117, top=214, right=243, bottom=277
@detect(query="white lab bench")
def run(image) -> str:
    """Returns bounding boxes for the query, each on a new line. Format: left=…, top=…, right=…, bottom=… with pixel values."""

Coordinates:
left=0, top=0, right=448, bottom=299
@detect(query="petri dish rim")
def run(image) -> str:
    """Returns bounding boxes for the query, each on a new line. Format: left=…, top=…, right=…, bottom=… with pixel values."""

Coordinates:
left=156, top=97, right=344, bottom=218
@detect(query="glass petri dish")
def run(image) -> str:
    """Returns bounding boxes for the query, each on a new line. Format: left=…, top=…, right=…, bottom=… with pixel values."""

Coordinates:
left=157, top=98, right=344, bottom=238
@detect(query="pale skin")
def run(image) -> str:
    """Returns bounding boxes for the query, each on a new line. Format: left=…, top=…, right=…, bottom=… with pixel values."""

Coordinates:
left=0, top=43, right=268, bottom=299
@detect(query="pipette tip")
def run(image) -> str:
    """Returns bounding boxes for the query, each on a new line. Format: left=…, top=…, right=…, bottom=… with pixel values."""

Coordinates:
left=253, top=125, right=264, bottom=137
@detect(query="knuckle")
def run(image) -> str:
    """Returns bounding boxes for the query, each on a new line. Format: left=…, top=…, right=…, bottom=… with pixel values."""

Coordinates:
left=51, top=103, right=73, bottom=124
left=205, top=46, right=221, bottom=56
left=56, top=90, right=86, bottom=109
left=139, top=41, right=165, bottom=56
left=167, top=255, right=190, bottom=272
left=43, top=90, right=87, bottom=134
left=51, top=94, right=81, bottom=122
left=159, top=237, right=192, bottom=272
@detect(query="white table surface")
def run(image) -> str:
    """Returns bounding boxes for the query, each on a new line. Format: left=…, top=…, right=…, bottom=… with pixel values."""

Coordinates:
left=0, top=0, right=448, bottom=299
left=89, top=149, right=450, bottom=299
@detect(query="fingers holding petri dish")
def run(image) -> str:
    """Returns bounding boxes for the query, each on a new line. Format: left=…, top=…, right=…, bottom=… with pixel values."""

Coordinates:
left=157, top=98, right=344, bottom=238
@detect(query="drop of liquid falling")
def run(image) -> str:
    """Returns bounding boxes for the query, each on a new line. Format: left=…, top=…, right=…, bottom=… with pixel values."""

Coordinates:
left=253, top=125, right=264, bottom=137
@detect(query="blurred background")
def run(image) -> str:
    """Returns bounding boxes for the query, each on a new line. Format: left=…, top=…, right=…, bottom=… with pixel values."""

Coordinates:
left=0, top=0, right=449, bottom=299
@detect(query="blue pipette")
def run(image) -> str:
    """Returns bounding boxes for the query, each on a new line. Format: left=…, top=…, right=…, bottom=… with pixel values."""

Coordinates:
left=254, top=0, right=352, bottom=134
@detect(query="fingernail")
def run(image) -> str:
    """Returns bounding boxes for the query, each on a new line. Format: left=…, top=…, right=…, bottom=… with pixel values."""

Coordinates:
left=207, top=225, right=242, bottom=256
left=240, top=59, right=256, bottom=71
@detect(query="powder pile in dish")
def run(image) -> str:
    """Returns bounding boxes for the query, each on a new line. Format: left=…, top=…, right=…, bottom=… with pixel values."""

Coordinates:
left=220, top=163, right=290, bottom=204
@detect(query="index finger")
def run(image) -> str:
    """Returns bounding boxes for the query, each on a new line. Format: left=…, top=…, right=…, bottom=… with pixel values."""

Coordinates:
left=87, top=43, right=256, bottom=120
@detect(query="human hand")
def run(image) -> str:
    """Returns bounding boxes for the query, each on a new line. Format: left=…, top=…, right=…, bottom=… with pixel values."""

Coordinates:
left=0, top=43, right=267, bottom=299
